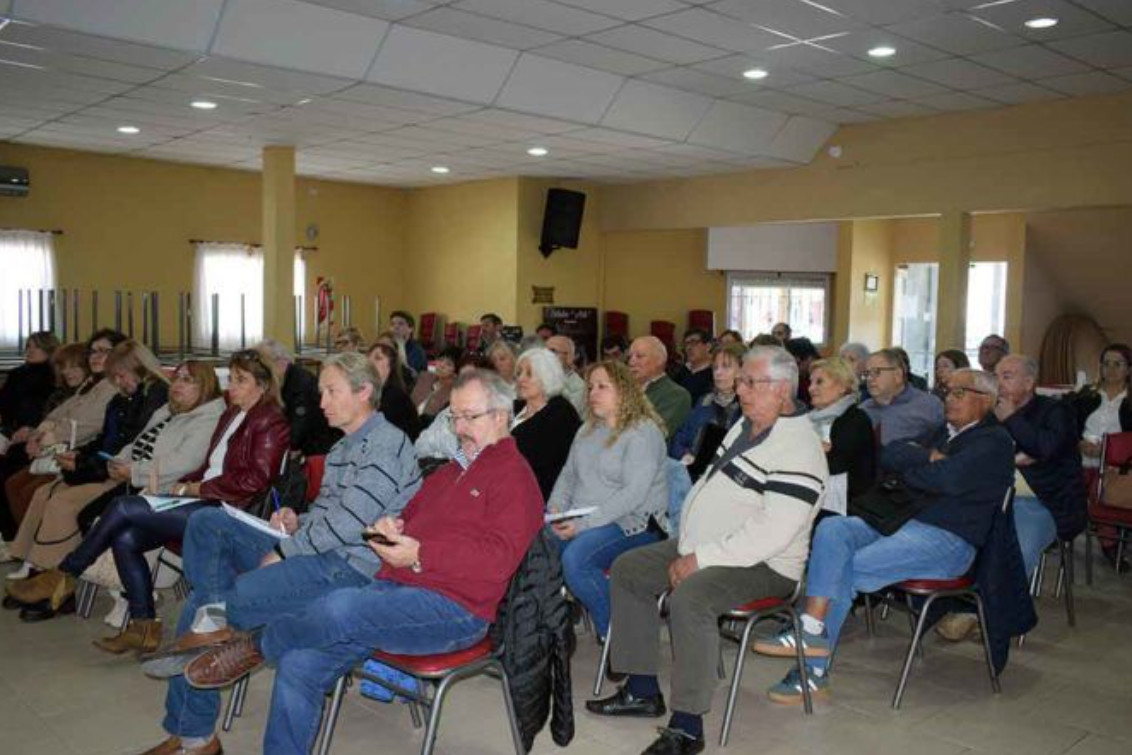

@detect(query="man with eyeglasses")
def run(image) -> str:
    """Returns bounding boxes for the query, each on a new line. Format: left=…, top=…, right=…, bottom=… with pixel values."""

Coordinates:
left=588, top=347, right=827, bottom=755
left=860, top=348, right=945, bottom=445
left=978, top=334, right=1010, bottom=372
left=937, top=354, right=1086, bottom=642
left=547, top=334, right=587, bottom=414
left=676, top=328, right=714, bottom=404
left=166, top=369, right=543, bottom=755
left=755, top=367, right=1014, bottom=704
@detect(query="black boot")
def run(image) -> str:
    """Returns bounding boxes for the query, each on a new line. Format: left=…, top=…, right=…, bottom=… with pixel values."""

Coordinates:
left=585, top=685, right=666, bottom=718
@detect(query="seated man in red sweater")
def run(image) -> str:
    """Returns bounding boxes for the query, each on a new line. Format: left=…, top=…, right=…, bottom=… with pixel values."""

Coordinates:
left=175, top=369, right=544, bottom=755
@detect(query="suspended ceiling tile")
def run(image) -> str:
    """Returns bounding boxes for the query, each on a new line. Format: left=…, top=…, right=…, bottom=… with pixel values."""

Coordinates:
left=708, top=0, right=865, bottom=38
left=333, top=83, right=482, bottom=116
left=495, top=54, right=624, bottom=123
left=912, top=90, right=999, bottom=111
left=368, top=26, right=518, bottom=103
left=900, top=57, right=1018, bottom=90
left=458, top=109, right=582, bottom=134
left=600, top=79, right=713, bottom=139
left=687, top=100, right=788, bottom=154
left=298, top=0, right=434, bottom=21
left=884, top=12, right=1022, bottom=55
left=969, top=0, right=1115, bottom=43
left=212, top=0, right=388, bottom=79
left=765, top=115, right=836, bottom=163
left=12, top=0, right=224, bottom=52
left=973, top=81, right=1065, bottom=105
left=1040, top=71, right=1132, bottom=96
left=729, top=89, right=832, bottom=116
left=693, top=55, right=817, bottom=88
left=810, top=107, right=879, bottom=124
left=454, top=0, right=620, bottom=36
left=641, top=8, right=788, bottom=53
left=970, top=45, right=1090, bottom=80
left=787, top=79, right=888, bottom=107
left=816, top=28, right=953, bottom=67
left=530, top=39, right=670, bottom=76
left=856, top=99, right=938, bottom=118
left=639, top=67, right=752, bottom=98
left=187, top=57, right=353, bottom=95
left=552, top=0, right=687, bottom=22
left=1048, top=31, right=1132, bottom=70
left=838, top=69, right=949, bottom=98
left=403, top=7, right=563, bottom=51
left=759, top=43, right=877, bottom=78
left=0, top=24, right=200, bottom=69
left=565, top=126, right=674, bottom=149
left=1071, top=0, right=1132, bottom=25
left=586, top=25, right=729, bottom=66
left=820, top=0, right=945, bottom=26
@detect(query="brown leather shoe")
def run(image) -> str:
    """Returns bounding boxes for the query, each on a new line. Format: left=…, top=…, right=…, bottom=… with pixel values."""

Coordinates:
left=144, top=626, right=234, bottom=661
left=184, top=632, right=265, bottom=690
left=138, top=734, right=222, bottom=754
left=94, top=618, right=163, bottom=655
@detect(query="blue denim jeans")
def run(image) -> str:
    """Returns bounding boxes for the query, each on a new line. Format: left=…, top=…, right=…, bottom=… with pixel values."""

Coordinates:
left=805, top=516, right=976, bottom=672
left=260, top=580, right=488, bottom=755
left=553, top=522, right=658, bottom=638
left=163, top=508, right=372, bottom=738
left=1013, top=496, right=1057, bottom=578
left=666, top=459, right=693, bottom=541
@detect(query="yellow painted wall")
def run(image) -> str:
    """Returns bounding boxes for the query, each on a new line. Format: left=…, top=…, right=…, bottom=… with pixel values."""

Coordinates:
left=844, top=219, right=893, bottom=349
left=515, top=179, right=604, bottom=331
left=402, top=178, right=520, bottom=329
left=0, top=143, right=407, bottom=348
left=601, top=229, right=725, bottom=339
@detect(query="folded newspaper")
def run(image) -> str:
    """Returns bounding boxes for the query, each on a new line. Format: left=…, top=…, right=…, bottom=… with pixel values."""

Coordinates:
left=544, top=506, right=597, bottom=524
left=222, top=502, right=289, bottom=539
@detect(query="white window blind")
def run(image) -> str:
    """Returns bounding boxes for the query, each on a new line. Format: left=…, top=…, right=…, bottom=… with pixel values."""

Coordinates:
left=727, top=273, right=830, bottom=345
left=0, top=230, right=57, bottom=348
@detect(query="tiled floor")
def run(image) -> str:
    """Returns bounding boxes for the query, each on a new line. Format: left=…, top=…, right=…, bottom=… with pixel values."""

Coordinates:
left=2, top=553, right=1130, bottom=755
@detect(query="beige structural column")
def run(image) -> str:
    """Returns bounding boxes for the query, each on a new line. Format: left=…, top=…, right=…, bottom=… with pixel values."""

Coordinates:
left=262, top=146, right=295, bottom=345
left=935, top=210, right=971, bottom=354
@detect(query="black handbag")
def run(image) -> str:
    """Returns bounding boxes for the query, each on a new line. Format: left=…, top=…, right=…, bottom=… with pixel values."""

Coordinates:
left=848, top=475, right=935, bottom=536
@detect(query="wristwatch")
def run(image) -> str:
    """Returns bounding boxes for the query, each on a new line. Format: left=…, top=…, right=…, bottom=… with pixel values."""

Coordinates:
left=410, top=559, right=423, bottom=574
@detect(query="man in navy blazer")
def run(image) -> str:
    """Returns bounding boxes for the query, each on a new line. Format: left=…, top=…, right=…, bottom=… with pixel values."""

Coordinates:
left=754, top=367, right=1014, bottom=705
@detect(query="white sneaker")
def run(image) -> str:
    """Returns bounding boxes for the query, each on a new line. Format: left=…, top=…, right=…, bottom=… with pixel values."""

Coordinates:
left=0, top=540, right=13, bottom=564
left=103, top=591, right=129, bottom=628
left=6, top=561, right=32, bottom=581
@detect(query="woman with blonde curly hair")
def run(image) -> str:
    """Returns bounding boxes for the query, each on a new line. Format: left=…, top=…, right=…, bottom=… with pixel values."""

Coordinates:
left=547, top=359, right=668, bottom=638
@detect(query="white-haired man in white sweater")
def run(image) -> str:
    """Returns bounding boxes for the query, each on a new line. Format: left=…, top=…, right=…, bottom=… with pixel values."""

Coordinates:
left=587, top=346, right=828, bottom=755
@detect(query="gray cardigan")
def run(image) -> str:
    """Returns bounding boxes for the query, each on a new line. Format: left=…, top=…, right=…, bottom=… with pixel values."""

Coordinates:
left=548, top=420, right=668, bottom=536
left=278, top=412, right=423, bottom=575
left=114, top=397, right=226, bottom=491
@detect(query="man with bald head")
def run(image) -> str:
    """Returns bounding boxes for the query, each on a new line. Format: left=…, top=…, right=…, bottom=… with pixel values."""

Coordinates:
left=627, top=336, right=691, bottom=441
left=546, top=335, right=586, bottom=414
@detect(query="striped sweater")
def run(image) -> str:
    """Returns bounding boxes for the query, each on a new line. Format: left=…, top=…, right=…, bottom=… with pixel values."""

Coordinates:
left=278, top=412, right=422, bottom=575
left=677, top=413, right=828, bottom=580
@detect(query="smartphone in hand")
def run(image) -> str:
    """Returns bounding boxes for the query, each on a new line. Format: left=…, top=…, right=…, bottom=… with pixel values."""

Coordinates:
left=362, top=530, right=396, bottom=546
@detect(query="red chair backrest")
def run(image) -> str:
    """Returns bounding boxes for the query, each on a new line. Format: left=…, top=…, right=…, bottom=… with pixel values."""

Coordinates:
left=305, top=455, right=326, bottom=504
left=687, top=310, right=715, bottom=336
left=650, top=320, right=676, bottom=355
left=443, top=322, right=463, bottom=348
left=418, top=313, right=438, bottom=351
left=1098, top=432, right=1132, bottom=503
left=465, top=324, right=482, bottom=352
left=604, top=311, right=629, bottom=339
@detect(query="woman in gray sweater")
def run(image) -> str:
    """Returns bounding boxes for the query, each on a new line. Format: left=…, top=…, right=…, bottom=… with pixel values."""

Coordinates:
left=547, top=360, right=668, bottom=638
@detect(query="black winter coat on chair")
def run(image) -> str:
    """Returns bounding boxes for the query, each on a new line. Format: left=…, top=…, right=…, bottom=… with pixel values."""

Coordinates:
left=489, top=529, right=575, bottom=752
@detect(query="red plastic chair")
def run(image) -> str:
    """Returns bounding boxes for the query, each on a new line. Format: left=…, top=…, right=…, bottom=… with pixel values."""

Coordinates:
left=1085, top=431, right=1132, bottom=583
left=649, top=321, right=676, bottom=357
left=304, top=455, right=326, bottom=504
left=464, top=324, right=482, bottom=353
left=418, top=312, right=438, bottom=353
left=442, top=322, right=463, bottom=349
left=313, top=637, right=524, bottom=755
left=594, top=581, right=811, bottom=746
left=687, top=310, right=715, bottom=336
left=604, top=311, right=629, bottom=339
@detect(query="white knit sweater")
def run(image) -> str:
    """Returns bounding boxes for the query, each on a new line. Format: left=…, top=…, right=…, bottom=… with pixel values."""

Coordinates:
left=678, top=413, right=828, bottom=580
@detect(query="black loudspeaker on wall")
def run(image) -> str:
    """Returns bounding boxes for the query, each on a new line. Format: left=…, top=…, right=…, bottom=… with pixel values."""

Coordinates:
left=539, top=188, right=586, bottom=258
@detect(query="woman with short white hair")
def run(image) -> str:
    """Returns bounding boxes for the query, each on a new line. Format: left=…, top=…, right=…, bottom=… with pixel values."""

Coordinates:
left=512, top=348, right=581, bottom=500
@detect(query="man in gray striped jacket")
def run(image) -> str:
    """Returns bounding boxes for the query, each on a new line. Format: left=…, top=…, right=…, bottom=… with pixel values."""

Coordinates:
left=139, top=352, right=421, bottom=755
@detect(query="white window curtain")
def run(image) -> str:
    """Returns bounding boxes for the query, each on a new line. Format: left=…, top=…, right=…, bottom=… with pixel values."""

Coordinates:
left=193, top=242, right=264, bottom=350
left=293, top=252, right=306, bottom=345
left=0, top=230, right=57, bottom=348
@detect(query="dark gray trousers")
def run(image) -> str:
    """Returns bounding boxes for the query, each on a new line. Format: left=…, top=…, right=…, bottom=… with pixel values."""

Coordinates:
left=609, top=539, right=795, bottom=714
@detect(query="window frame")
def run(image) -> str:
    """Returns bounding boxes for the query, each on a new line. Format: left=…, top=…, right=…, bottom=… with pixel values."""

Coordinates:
left=725, top=271, right=832, bottom=347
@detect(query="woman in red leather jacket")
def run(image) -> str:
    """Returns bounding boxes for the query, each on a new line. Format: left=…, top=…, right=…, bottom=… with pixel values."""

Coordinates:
left=17, top=350, right=290, bottom=645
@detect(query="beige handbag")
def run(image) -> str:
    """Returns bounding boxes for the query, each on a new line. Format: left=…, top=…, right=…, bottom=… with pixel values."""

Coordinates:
left=1101, top=459, right=1132, bottom=510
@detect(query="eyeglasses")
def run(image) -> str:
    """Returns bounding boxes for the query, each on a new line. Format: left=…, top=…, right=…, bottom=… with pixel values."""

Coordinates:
left=90, top=346, right=113, bottom=355
left=944, top=386, right=991, bottom=399
left=447, top=409, right=498, bottom=427
left=864, top=367, right=900, bottom=378
left=737, top=376, right=783, bottom=390
left=1101, top=360, right=1128, bottom=368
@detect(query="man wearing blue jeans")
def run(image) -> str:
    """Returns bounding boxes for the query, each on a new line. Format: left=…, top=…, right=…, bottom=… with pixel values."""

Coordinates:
left=755, top=368, right=1014, bottom=703
left=938, top=354, right=1086, bottom=641
left=172, top=370, right=544, bottom=755
left=138, top=352, right=421, bottom=755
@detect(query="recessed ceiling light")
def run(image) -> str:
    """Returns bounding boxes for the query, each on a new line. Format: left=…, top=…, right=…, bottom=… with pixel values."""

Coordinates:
left=117, top=125, right=140, bottom=135
left=868, top=45, right=896, bottom=58
left=191, top=100, right=218, bottom=110
left=527, top=147, right=548, bottom=157
left=742, top=68, right=769, bottom=80
left=1024, top=17, right=1059, bottom=29
left=430, top=166, right=450, bottom=175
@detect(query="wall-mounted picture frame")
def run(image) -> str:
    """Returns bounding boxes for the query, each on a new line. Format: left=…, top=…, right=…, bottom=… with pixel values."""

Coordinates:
left=864, top=273, right=879, bottom=292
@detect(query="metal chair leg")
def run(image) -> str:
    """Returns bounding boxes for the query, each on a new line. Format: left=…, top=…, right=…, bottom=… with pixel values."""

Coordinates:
left=494, top=664, right=526, bottom=755
left=863, top=594, right=876, bottom=637
left=421, top=673, right=457, bottom=755
left=719, top=617, right=755, bottom=747
left=1030, top=551, right=1046, bottom=598
left=314, top=675, right=348, bottom=755
left=593, top=623, right=613, bottom=697
left=1117, top=538, right=1126, bottom=575
left=77, top=580, right=97, bottom=619
left=892, top=593, right=936, bottom=709
left=904, top=593, right=924, bottom=659
left=1061, top=540, right=1076, bottom=627
left=1085, top=529, right=1094, bottom=586
left=972, top=593, right=1001, bottom=696
left=221, top=675, right=247, bottom=732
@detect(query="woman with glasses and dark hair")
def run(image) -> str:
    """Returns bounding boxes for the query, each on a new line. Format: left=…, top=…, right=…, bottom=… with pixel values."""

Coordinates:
left=366, top=341, right=421, bottom=441
left=5, top=350, right=288, bottom=635
left=1, top=331, right=128, bottom=566
left=932, top=349, right=971, bottom=401
left=5, top=340, right=169, bottom=604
